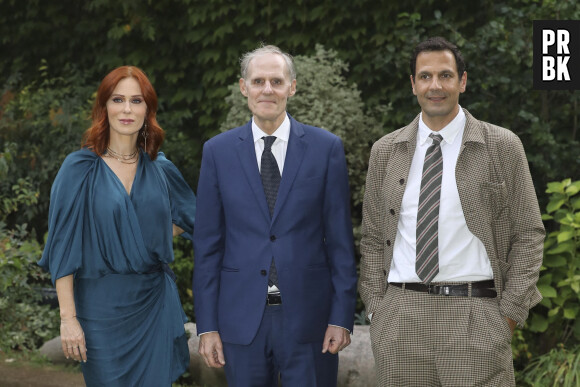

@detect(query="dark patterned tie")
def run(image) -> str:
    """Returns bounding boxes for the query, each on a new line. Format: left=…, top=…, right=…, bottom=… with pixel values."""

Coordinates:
left=261, top=136, right=280, bottom=287
left=416, top=133, right=443, bottom=283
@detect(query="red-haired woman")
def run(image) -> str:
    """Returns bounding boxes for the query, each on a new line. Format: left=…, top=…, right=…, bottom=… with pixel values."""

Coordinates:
left=39, top=66, right=195, bottom=386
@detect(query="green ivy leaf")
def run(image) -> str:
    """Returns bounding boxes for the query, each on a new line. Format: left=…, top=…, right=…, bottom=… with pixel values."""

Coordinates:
left=537, top=273, right=553, bottom=285
left=557, top=230, right=575, bottom=243
left=565, top=181, right=580, bottom=196
left=528, top=314, right=549, bottom=332
left=546, top=198, right=567, bottom=213
left=543, top=255, right=568, bottom=268
left=546, top=241, right=575, bottom=256
left=537, top=284, right=557, bottom=298
left=539, top=297, right=552, bottom=308
left=564, top=308, right=578, bottom=319
left=546, top=181, right=565, bottom=194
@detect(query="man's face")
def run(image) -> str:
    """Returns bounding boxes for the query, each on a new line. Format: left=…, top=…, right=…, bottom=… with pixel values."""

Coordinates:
left=239, top=53, right=296, bottom=133
left=411, top=50, right=467, bottom=129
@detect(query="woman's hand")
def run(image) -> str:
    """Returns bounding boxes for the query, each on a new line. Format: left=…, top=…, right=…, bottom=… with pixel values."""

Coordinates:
left=60, top=316, right=87, bottom=362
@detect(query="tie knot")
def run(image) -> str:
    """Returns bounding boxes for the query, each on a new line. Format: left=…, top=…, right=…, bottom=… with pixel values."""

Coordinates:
left=429, top=133, right=443, bottom=145
left=263, top=136, right=276, bottom=151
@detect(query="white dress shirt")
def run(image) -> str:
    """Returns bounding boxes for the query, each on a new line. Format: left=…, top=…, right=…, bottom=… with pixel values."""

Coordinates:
left=388, top=107, right=493, bottom=283
left=252, top=114, right=290, bottom=293
left=252, top=115, right=290, bottom=176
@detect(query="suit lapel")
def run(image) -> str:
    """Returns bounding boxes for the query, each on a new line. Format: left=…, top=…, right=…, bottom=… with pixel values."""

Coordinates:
left=272, top=117, right=307, bottom=224
left=236, top=121, right=272, bottom=223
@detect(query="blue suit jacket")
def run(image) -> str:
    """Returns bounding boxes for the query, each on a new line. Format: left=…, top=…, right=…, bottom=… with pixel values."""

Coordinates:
left=193, top=115, right=357, bottom=345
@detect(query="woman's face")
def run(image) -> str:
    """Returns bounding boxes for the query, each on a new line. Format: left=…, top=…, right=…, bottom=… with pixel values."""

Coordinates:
left=106, top=77, right=147, bottom=138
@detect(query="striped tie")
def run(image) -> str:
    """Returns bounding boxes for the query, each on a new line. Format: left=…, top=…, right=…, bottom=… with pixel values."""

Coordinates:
left=416, top=133, right=443, bottom=283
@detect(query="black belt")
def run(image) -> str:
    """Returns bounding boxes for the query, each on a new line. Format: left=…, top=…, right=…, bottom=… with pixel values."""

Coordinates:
left=266, top=292, right=282, bottom=305
left=389, top=280, right=496, bottom=298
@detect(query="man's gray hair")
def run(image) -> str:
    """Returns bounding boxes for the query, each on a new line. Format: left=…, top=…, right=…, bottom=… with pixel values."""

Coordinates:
left=240, top=44, right=296, bottom=81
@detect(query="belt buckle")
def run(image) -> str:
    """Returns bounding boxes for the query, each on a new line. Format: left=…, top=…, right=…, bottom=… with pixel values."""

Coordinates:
left=267, top=292, right=281, bottom=305
left=429, top=284, right=450, bottom=296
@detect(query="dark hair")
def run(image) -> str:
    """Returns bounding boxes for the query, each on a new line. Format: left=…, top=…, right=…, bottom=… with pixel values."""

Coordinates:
left=82, top=66, right=164, bottom=160
left=410, top=37, right=466, bottom=80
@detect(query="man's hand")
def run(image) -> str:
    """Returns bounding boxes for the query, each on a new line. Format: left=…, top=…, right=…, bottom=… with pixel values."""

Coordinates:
left=505, top=317, right=517, bottom=336
left=198, top=332, right=226, bottom=368
left=322, top=326, right=351, bottom=354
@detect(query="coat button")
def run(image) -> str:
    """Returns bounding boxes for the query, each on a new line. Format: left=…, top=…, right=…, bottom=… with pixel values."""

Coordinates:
left=386, top=240, right=391, bottom=246
left=399, top=178, right=405, bottom=185
left=260, top=270, right=267, bottom=276
left=383, top=269, right=387, bottom=275
left=270, top=235, right=276, bottom=241
left=390, top=209, right=395, bottom=215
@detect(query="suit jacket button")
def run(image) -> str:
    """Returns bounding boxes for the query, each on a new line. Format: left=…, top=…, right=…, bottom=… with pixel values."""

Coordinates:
left=386, top=240, right=391, bottom=246
left=260, top=270, right=267, bottom=276
left=399, top=178, right=405, bottom=185
left=383, top=269, right=387, bottom=275
left=270, top=235, right=276, bottom=241
left=390, top=209, right=395, bottom=215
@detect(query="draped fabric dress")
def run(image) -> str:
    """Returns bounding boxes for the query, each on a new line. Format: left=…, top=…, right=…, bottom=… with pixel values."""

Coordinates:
left=38, top=148, right=196, bottom=386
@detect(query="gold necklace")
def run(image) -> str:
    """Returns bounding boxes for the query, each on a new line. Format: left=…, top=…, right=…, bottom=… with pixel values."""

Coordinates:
left=105, top=147, right=139, bottom=164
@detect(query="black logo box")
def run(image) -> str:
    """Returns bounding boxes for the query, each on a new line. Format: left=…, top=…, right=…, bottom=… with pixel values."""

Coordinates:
left=533, top=20, right=580, bottom=90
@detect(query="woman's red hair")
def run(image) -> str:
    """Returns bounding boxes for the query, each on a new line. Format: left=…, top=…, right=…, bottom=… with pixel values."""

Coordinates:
left=82, top=66, right=164, bottom=160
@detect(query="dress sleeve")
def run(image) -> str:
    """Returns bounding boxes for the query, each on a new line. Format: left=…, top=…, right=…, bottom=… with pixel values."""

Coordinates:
left=156, top=152, right=196, bottom=241
left=38, top=150, right=96, bottom=285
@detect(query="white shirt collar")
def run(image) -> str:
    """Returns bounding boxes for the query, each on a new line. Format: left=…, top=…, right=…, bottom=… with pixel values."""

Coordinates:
left=418, top=106, right=465, bottom=146
left=252, top=114, right=291, bottom=144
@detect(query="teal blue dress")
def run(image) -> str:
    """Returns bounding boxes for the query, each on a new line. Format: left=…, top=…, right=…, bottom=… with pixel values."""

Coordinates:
left=38, top=148, right=195, bottom=386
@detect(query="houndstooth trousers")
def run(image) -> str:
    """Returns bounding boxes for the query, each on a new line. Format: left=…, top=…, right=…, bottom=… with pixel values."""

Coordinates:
left=370, top=284, right=515, bottom=387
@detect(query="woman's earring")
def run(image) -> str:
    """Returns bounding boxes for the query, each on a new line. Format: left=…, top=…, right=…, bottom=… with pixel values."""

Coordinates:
left=142, top=123, right=148, bottom=152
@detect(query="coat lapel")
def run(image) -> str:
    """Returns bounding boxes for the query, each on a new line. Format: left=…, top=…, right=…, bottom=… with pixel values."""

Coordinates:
left=236, top=121, right=272, bottom=223
left=459, top=108, right=485, bottom=153
left=271, top=116, right=307, bottom=224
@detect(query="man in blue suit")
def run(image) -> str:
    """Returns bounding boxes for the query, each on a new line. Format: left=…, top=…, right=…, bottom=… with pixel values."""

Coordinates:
left=193, top=44, right=358, bottom=386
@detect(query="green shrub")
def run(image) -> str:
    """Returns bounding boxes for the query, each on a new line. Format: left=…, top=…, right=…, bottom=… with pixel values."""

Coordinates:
left=514, top=177, right=580, bottom=373
left=170, top=237, right=194, bottom=322
left=0, top=144, right=59, bottom=351
left=517, top=344, right=580, bottom=387
left=525, top=179, right=580, bottom=352
left=0, top=228, right=59, bottom=351
left=0, top=63, right=93, bottom=238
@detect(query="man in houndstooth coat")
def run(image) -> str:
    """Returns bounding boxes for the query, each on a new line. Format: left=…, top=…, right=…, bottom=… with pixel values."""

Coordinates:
left=359, top=37, right=544, bottom=386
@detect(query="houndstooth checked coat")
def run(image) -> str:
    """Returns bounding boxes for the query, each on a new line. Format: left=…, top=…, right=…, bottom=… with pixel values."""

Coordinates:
left=359, top=108, right=545, bottom=326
